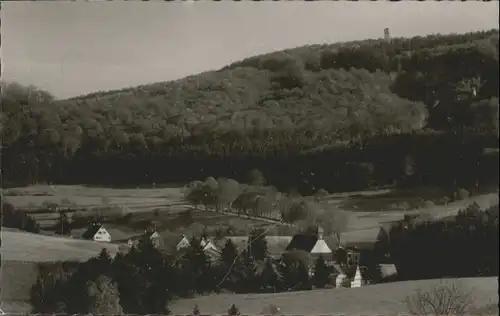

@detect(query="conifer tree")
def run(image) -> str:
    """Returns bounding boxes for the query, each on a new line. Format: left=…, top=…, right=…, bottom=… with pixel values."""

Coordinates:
left=183, top=236, right=213, bottom=294
left=228, top=303, right=240, bottom=316
left=220, top=238, right=238, bottom=268
left=55, top=210, right=71, bottom=235
left=312, top=255, right=329, bottom=288
left=86, top=275, right=123, bottom=315
left=248, top=228, right=269, bottom=261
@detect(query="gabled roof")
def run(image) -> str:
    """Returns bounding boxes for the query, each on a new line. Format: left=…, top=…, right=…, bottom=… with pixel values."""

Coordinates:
left=127, top=230, right=161, bottom=243
left=202, top=239, right=220, bottom=253
left=286, top=234, right=316, bottom=252
left=146, top=230, right=161, bottom=239
left=176, top=235, right=191, bottom=250
left=286, top=233, right=339, bottom=253
left=310, top=239, right=332, bottom=254
left=177, top=236, right=221, bottom=254
left=82, top=223, right=105, bottom=240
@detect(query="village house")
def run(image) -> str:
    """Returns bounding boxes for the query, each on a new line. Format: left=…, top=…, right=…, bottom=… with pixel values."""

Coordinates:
left=81, top=223, right=112, bottom=243
left=125, top=228, right=163, bottom=249
left=284, top=226, right=380, bottom=288
left=176, top=235, right=222, bottom=262
left=170, top=223, right=395, bottom=288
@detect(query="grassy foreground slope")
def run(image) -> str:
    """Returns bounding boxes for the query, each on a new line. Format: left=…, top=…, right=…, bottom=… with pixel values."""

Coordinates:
left=2, top=29, right=497, bottom=191
left=0, top=228, right=119, bottom=262
left=168, top=277, right=498, bottom=315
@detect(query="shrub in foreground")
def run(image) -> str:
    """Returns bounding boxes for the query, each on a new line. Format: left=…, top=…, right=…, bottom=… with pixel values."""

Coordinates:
left=404, top=281, right=474, bottom=316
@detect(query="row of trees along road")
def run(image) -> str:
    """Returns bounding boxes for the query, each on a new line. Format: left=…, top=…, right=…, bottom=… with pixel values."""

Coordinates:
left=183, top=172, right=349, bottom=243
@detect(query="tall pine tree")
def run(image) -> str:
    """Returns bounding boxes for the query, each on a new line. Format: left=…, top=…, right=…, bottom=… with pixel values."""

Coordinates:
left=55, top=210, right=71, bottom=235
left=312, top=256, right=330, bottom=288
left=183, top=236, right=213, bottom=294
left=248, top=228, right=268, bottom=261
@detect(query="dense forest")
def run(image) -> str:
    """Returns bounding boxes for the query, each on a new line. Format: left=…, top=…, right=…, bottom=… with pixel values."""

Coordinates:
left=379, top=202, right=499, bottom=280
left=1, top=29, right=498, bottom=192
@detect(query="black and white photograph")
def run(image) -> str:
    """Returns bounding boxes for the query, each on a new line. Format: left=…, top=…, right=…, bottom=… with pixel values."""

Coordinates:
left=0, top=1, right=499, bottom=315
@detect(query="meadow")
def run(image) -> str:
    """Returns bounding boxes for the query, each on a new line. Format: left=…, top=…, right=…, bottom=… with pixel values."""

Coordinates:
left=3, top=184, right=499, bottom=244
left=168, top=277, right=499, bottom=315
left=0, top=228, right=120, bottom=262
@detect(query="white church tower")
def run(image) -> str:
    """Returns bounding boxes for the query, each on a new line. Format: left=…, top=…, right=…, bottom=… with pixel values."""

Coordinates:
left=350, top=265, right=363, bottom=288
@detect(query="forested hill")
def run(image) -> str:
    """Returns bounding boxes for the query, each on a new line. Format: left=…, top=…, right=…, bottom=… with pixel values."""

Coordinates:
left=1, top=29, right=499, bottom=192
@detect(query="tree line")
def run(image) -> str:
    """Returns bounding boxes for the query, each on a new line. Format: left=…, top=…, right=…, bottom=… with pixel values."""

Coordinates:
left=377, top=202, right=499, bottom=281
left=1, top=198, right=40, bottom=234
left=1, top=30, right=498, bottom=190
left=183, top=174, right=350, bottom=242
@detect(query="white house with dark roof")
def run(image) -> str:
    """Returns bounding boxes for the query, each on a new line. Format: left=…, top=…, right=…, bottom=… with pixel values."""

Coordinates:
left=82, top=223, right=112, bottom=243
left=176, top=235, right=222, bottom=261
left=176, top=235, right=191, bottom=251
left=125, top=229, right=163, bottom=249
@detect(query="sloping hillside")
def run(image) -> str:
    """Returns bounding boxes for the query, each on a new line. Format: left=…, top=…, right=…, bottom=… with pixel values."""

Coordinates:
left=1, top=30, right=498, bottom=191
left=0, top=229, right=119, bottom=262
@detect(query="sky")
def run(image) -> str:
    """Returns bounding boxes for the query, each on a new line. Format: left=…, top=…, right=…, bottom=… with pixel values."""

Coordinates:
left=1, top=1, right=499, bottom=100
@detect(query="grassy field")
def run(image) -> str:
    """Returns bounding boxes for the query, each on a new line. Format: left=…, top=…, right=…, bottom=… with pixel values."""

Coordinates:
left=1, top=260, right=40, bottom=309
left=168, top=277, right=499, bottom=315
left=2, top=184, right=182, bottom=209
left=0, top=229, right=122, bottom=314
left=3, top=184, right=498, bottom=245
left=0, top=228, right=120, bottom=262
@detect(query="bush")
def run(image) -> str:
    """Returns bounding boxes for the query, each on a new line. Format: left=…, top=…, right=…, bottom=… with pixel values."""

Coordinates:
left=1, top=201, right=40, bottom=233
left=60, top=198, right=73, bottom=205
left=456, top=188, right=470, bottom=200
left=404, top=281, right=474, bottom=316
left=42, top=200, right=59, bottom=210
left=228, top=304, right=240, bottom=316
left=86, top=275, right=123, bottom=315
left=423, top=200, right=435, bottom=208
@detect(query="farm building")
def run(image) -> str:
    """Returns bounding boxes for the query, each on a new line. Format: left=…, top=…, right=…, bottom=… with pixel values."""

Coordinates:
left=332, top=263, right=365, bottom=288
left=125, top=229, right=163, bottom=249
left=176, top=235, right=191, bottom=250
left=176, top=235, right=222, bottom=261
left=81, top=223, right=112, bottom=243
